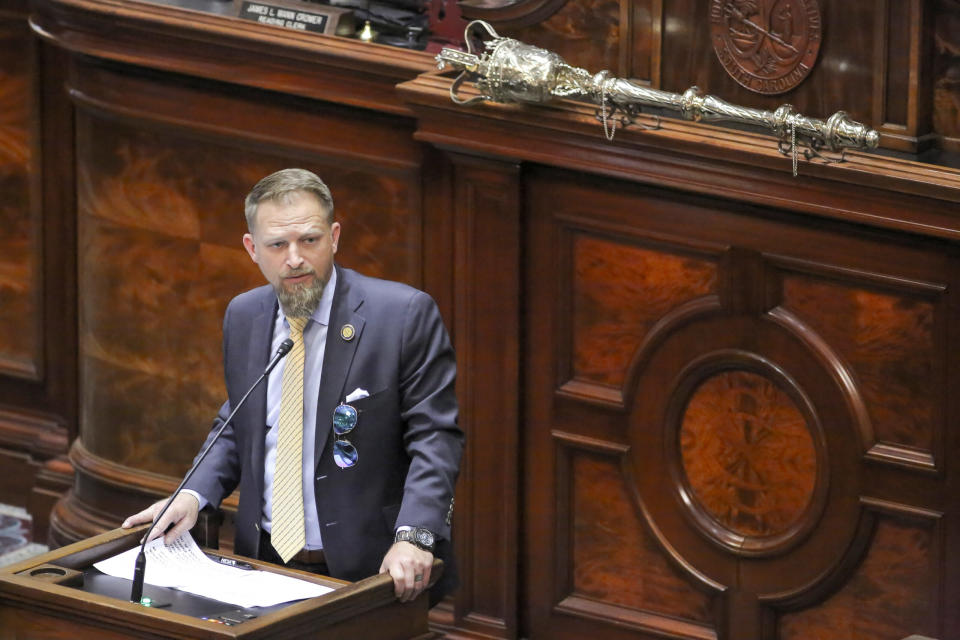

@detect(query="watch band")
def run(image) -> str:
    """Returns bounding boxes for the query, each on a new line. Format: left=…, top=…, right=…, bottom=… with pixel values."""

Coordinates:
left=395, top=526, right=436, bottom=552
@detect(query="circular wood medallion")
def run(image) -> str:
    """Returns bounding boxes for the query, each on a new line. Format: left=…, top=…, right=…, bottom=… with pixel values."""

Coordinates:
left=709, top=0, right=822, bottom=95
left=680, top=370, right=817, bottom=541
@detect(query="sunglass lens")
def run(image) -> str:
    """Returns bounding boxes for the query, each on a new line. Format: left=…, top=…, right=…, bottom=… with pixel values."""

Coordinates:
left=333, top=405, right=358, bottom=436
left=333, top=439, right=358, bottom=468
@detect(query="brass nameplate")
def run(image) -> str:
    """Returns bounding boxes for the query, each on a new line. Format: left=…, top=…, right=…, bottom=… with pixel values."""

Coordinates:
left=238, top=0, right=355, bottom=36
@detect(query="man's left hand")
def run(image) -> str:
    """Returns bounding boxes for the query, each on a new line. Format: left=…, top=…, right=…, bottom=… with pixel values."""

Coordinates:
left=379, top=541, right=433, bottom=603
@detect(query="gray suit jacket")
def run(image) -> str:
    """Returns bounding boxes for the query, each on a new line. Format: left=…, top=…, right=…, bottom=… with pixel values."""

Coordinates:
left=186, top=265, right=463, bottom=598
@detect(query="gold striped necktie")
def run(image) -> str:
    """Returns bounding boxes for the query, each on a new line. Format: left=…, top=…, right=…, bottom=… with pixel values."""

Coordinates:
left=271, top=316, right=308, bottom=563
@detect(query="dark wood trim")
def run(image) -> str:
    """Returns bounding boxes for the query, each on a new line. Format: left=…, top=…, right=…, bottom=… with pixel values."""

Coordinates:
left=30, top=0, right=434, bottom=116
left=0, top=408, right=67, bottom=461
left=37, top=39, right=78, bottom=441
left=875, top=0, right=937, bottom=152
left=445, top=152, right=521, bottom=640
left=400, top=75, right=960, bottom=239
left=556, top=594, right=718, bottom=639
left=48, top=438, right=242, bottom=546
left=872, top=0, right=888, bottom=129
left=65, top=62, right=422, bottom=175
left=650, top=0, right=663, bottom=88
left=29, top=455, right=74, bottom=545
left=945, top=260, right=960, bottom=638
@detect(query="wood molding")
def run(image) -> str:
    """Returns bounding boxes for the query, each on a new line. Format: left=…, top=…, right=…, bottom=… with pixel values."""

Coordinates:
left=766, top=256, right=949, bottom=475
left=31, top=0, right=434, bottom=116
left=664, top=350, right=830, bottom=558
left=29, top=455, right=75, bottom=545
left=50, top=438, right=240, bottom=546
left=0, top=355, right=40, bottom=384
left=0, top=8, right=43, bottom=385
left=555, top=594, right=717, bottom=639
left=445, top=151, right=521, bottom=640
left=0, top=409, right=69, bottom=541
left=401, top=74, right=960, bottom=235
left=0, top=408, right=68, bottom=461
left=550, top=211, right=727, bottom=411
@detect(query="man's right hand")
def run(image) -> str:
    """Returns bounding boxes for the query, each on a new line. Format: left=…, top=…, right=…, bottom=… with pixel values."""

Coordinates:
left=122, top=493, right=200, bottom=545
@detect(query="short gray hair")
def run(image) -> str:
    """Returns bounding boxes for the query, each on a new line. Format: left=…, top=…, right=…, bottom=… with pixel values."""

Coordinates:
left=244, top=168, right=335, bottom=231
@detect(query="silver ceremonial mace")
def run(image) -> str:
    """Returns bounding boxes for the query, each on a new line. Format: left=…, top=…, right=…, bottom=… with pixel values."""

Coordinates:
left=436, top=21, right=879, bottom=158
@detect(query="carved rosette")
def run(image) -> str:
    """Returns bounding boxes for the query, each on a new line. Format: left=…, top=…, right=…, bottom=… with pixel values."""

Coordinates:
left=710, top=0, right=822, bottom=95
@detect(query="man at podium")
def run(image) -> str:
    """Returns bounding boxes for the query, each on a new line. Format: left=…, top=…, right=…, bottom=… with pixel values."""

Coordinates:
left=123, top=168, right=463, bottom=606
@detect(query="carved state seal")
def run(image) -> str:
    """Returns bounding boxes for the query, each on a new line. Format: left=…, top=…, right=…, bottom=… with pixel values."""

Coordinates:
left=710, top=0, right=822, bottom=95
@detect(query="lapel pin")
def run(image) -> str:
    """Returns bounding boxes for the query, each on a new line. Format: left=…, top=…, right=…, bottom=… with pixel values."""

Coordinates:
left=340, top=324, right=356, bottom=341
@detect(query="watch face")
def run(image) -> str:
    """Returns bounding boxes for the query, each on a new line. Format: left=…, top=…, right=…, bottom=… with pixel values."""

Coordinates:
left=415, top=528, right=435, bottom=548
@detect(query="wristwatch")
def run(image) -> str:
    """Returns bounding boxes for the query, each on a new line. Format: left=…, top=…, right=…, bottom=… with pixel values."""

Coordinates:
left=395, top=526, right=436, bottom=552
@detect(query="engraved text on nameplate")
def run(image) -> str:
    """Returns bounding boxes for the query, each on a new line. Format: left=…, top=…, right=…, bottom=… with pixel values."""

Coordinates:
left=239, top=1, right=329, bottom=33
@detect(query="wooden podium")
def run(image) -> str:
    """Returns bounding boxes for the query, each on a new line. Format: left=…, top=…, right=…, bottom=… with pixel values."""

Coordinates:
left=0, top=526, right=437, bottom=639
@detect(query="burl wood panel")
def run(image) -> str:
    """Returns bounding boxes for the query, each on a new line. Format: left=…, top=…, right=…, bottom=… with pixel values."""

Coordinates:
left=780, top=275, right=936, bottom=452
left=778, top=516, right=938, bottom=639
left=934, top=0, right=960, bottom=140
left=572, top=233, right=717, bottom=387
left=0, top=18, right=36, bottom=378
left=77, top=116, right=421, bottom=475
left=680, top=371, right=816, bottom=538
left=521, top=164, right=958, bottom=639
left=572, top=451, right=714, bottom=624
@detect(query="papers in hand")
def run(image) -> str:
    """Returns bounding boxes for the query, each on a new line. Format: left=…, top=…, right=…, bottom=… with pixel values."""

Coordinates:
left=94, top=533, right=333, bottom=608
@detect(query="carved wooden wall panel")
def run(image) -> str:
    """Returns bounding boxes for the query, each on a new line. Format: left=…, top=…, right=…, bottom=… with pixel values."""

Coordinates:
left=779, top=271, right=942, bottom=466
left=0, top=2, right=73, bottom=540
left=445, top=154, right=521, bottom=639
left=76, top=119, right=264, bottom=475
left=571, top=233, right=717, bottom=389
left=568, top=449, right=715, bottom=627
left=0, top=15, right=37, bottom=380
left=13, top=0, right=960, bottom=637
left=778, top=508, right=941, bottom=640
left=523, top=166, right=953, bottom=640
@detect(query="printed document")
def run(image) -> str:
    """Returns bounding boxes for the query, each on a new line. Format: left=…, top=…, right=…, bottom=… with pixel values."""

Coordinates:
left=94, top=532, right=334, bottom=608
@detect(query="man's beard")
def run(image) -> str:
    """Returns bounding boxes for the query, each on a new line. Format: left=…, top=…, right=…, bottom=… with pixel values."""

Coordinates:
left=275, top=269, right=325, bottom=319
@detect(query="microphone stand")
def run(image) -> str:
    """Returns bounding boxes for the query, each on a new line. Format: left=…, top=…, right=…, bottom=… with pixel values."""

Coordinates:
left=130, top=338, right=294, bottom=604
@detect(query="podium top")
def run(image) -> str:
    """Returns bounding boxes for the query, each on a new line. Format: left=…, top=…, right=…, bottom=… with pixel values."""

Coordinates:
left=0, top=526, right=438, bottom=639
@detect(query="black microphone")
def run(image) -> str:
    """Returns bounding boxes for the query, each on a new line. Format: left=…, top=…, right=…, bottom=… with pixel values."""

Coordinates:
left=131, top=338, right=295, bottom=604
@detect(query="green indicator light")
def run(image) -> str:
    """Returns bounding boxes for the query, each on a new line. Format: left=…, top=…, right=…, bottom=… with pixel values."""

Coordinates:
left=141, top=597, right=153, bottom=607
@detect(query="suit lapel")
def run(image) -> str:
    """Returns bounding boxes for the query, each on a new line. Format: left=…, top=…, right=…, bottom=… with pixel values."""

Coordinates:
left=247, top=289, right=277, bottom=501
left=315, top=265, right=366, bottom=467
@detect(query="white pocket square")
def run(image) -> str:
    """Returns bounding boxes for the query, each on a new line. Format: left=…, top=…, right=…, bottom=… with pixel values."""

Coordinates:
left=346, top=388, right=369, bottom=403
